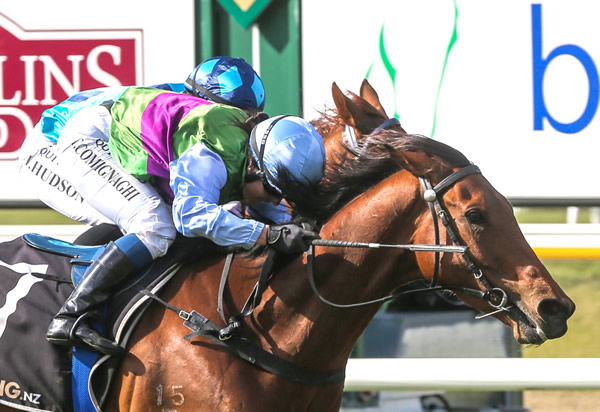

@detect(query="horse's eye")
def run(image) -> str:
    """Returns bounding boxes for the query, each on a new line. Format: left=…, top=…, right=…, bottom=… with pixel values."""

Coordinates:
left=465, top=209, right=485, bottom=225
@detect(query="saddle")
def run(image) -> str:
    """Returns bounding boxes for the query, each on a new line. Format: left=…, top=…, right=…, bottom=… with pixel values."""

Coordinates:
left=23, top=233, right=105, bottom=285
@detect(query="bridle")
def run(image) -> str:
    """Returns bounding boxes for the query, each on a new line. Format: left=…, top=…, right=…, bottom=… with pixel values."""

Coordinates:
left=307, top=118, right=513, bottom=320
left=419, top=166, right=512, bottom=318
left=306, top=164, right=512, bottom=320
left=342, top=118, right=401, bottom=157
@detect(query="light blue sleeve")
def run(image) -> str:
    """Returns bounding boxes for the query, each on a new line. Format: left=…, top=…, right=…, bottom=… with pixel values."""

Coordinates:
left=248, top=201, right=291, bottom=224
left=170, top=143, right=265, bottom=249
left=41, top=86, right=128, bottom=142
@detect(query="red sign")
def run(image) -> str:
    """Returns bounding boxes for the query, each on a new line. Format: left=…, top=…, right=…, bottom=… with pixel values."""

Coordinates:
left=0, top=14, right=142, bottom=159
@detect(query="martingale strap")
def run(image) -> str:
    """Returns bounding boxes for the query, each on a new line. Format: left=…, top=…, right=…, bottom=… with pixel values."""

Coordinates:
left=141, top=289, right=346, bottom=386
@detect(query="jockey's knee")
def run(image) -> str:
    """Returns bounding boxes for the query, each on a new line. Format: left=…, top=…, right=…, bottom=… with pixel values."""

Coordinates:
left=135, top=226, right=177, bottom=259
left=125, top=203, right=177, bottom=259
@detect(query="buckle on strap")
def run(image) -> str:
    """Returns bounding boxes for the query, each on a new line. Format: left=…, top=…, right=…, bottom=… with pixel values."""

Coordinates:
left=178, top=310, right=191, bottom=321
left=485, top=287, right=509, bottom=309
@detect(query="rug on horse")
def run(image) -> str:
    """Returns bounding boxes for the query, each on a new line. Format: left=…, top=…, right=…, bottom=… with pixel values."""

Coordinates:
left=0, top=236, right=73, bottom=411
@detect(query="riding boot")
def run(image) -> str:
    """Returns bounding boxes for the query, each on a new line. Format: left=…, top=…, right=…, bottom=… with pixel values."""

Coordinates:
left=46, top=234, right=152, bottom=356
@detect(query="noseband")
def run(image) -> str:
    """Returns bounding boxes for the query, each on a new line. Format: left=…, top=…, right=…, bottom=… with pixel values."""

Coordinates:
left=307, top=163, right=513, bottom=319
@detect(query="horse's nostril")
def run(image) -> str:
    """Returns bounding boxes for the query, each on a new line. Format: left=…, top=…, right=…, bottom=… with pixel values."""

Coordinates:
left=538, top=298, right=572, bottom=320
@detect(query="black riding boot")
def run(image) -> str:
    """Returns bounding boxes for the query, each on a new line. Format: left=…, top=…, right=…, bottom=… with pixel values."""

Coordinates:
left=46, top=242, right=137, bottom=356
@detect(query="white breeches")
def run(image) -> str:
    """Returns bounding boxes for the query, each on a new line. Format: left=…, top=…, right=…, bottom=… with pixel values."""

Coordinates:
left=18, top=106, right=176, bottom=258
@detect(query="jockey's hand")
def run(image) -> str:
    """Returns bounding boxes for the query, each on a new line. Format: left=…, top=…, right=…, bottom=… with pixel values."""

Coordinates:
left=266, top=224, right=320, bottom=254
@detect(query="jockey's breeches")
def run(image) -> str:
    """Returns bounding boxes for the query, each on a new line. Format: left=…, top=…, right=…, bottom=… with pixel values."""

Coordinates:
left=18, top=106, right=176, bottom=259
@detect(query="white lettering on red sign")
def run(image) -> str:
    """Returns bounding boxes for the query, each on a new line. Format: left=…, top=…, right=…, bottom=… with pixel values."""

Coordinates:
left=0, top=14, right=142, bottom=159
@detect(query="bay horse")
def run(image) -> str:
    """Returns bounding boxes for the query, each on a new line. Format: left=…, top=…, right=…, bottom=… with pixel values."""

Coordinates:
left=0, top=82, right=575, bottom=412
left=106, top=84, right=573, bottom=410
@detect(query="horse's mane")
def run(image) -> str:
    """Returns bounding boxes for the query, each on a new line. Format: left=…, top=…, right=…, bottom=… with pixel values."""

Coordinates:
left=311, top=109, right=341, bottom=139
left=294, top=115, right=471, bottom=224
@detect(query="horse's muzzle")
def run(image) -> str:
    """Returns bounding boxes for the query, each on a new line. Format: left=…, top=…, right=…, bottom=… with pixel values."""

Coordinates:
left=536, top=297, right=576, bottom=340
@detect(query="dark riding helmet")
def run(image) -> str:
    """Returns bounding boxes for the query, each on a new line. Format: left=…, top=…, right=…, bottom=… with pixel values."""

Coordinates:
left=185, top=56, right=265, bottom=110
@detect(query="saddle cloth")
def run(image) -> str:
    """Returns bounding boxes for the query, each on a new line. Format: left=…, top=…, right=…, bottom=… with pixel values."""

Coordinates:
left=0, top=234, right=219, bottom=412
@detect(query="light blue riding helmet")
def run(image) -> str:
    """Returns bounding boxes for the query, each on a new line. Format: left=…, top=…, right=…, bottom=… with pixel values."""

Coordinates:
left=185, top=56, right=265, bottom=110
left=249, top=115, right=326, bottom=195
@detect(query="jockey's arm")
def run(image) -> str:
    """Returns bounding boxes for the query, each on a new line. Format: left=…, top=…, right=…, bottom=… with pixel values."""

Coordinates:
left=247, top=201, right=291, bottom=225
left=170, top=143, right=266, bottom=249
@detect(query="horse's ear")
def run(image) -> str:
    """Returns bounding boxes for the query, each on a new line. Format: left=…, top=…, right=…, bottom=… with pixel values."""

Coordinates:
left=360, top=79, right=388, bottom=117
left=332, top=82, right=361, bottom=128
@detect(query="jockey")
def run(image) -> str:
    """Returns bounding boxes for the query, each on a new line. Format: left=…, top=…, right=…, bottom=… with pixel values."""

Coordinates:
left=21, top=81, right=325, bottom=356
left=19, top=56, right=265, bottom=226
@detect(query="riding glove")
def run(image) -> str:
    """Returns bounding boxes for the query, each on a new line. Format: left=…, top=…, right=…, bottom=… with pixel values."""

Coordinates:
left=266, top=224, right=320, bottom=254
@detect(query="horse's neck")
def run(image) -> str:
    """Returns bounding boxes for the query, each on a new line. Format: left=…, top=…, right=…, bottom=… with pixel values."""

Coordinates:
left=250, top=172, right=424, bottom=369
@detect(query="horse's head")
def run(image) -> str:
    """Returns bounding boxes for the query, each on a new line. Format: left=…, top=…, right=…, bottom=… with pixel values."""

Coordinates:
left=386, top=146, right=576, bottom=344
left=299, top=82, right=574, bottom=348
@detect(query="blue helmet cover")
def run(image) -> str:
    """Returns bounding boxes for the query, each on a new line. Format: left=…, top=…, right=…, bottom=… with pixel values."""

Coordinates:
left=250, top=116, right=326, bottom=193
left=186, top=56, right=265, bottom=110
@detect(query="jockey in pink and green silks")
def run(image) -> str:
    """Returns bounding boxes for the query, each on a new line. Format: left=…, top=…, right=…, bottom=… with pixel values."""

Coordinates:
left=19, top=56, right=326, bottom=357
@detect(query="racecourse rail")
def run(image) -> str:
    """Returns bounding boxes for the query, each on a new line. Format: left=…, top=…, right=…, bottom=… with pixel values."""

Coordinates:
left=1, top=224, right=599, bottom=259
left=344, top=358, right=600, bottom=391
left=1, top=224, right=599, bottom=391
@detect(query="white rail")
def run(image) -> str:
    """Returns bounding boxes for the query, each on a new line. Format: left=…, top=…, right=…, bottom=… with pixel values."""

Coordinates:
left=344, top=358, right=600, bottom=391
left=520, top=223, right=600, bottom=259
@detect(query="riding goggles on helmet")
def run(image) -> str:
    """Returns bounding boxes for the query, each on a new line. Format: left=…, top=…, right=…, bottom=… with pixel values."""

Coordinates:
left=248, top=115, right=326, bottom=200
left=185, top=56, right=265, bottom=110
left=249, top=115, right=290, bottom=197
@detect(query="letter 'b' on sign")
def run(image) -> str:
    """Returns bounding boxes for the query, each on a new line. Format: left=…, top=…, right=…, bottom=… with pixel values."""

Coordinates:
left=531, top=4, right=599, bottom=134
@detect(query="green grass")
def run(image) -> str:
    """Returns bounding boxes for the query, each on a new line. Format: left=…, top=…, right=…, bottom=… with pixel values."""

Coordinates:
left=0, top=207, right=584, bottom=225
left=514, top=208, right=600, bottom=357
left=522, top=259, right=600, bottom=358
left=0, top=206, right=592, bottom=225
left=0, top=208, right=79, bottom=225
left=515, top=207, right=599, bottom=224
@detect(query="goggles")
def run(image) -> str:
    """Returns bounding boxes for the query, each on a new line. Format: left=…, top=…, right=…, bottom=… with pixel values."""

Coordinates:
left=248, top=115, right=292, bottom=198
